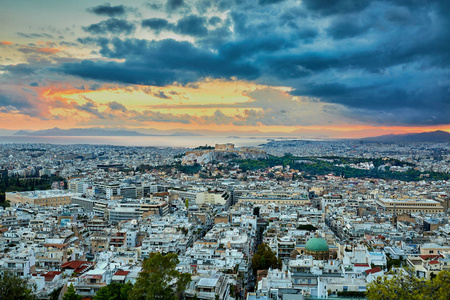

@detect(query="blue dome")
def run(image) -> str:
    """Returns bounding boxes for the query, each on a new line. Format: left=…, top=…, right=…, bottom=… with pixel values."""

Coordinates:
left=305, top=237, right=329, bottom=252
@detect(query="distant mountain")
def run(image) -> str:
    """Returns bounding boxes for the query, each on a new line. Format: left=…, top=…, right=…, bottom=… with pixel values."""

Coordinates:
left=13, top=127, right=150, bottom=137
left=362, top=130, right=450, bottom=142
left=14, top=130, right=31, bottom=135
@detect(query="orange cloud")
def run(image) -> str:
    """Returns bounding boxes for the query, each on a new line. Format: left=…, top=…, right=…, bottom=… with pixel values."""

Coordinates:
left=2, top=79, right=448, bottom=138
left=0, top=41, right=13, bottom=45
left=36, top=47, right=61, bottom=54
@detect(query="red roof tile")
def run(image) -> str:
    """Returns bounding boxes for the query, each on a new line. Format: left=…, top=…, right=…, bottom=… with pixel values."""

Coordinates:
left=61, top=261, right=93, bottom=273
left=43, top=271, right=62, bottom=281
left=365, top=267, right=382, bottom=275
left=419, top=255, right=443, bottom=260
left=114, top=270, right=130, bottom=276
left=354, top=263, right=370, bottom=267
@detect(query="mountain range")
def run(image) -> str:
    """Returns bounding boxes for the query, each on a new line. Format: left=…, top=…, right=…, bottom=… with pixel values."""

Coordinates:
left=13, top=127, right=206, bottom=136
left=13, top=127, right=203, bottom=137
left=3, top=127, right=450, bottom=141
left=361, top=130, right=450, bottom=142
left=14, top=127, right=151, bottom=136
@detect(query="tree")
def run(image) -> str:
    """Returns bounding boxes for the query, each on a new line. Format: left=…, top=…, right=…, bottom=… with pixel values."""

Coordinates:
left=49, top=286, right=63, bottom=300
left=0, top=271, right=36, bottom=300
left=429, top=269, right=450, bottom=300
left=129, top=252, right=191, bottom=300
left=63, top=284, right=82, bottom=300
left=93, top=282, right=133, bottom=300
left=296, top=224, right=317, bottom=231
left=251, top=243, right=281, bottom=275
left=366, top=269, right=450, bottom=300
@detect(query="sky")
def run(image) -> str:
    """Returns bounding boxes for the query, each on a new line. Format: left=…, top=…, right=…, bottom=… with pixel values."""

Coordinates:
left=0, top=0, right=449, bottom=138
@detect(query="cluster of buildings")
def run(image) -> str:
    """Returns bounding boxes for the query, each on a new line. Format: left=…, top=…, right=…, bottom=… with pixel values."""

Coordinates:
left=182, top=143, right=267, bottom=165
left=0, top=143, right=185, bottom=180
left=0, top=141, right=449, bottom=300
left=264, top=140, right=450, bottom=173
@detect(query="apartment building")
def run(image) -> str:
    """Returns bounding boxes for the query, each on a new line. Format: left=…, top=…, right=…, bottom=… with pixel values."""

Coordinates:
left=6, top=190, right=78, bottom=207
left=376, top=198, right=444, bottom=214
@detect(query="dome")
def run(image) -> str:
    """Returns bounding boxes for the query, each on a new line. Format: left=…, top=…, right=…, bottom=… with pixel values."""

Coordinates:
left=305, top=237, right=329, bottom=252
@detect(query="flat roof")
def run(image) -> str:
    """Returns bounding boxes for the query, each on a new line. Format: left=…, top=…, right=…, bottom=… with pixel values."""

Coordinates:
left=379, top=198, right=438, bottom=204
left=9, top=190, right=79, bottom=199
left=197, top=277, right=219, bottom=287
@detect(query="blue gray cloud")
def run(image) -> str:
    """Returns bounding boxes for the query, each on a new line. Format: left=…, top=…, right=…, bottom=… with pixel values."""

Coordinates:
left=142, top=15, right=209, bottom=37
left=61, top=38, right=259, bottom=85
left=3, top=0, right=450, bottom=126
left=83, top=18, right=136, bottom=35
left=88, top=3, right=129, bottom=17
left=166, top=0, right=185, bottom=12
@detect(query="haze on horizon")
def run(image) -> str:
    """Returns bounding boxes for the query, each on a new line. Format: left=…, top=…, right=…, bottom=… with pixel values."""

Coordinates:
left=0, top=0, right=449, bottom=138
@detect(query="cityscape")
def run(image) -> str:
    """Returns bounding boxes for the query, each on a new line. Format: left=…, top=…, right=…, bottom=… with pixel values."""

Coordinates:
left=0, top=139, right=449, bottom=300
left=1, top=0, right=450, bottom=300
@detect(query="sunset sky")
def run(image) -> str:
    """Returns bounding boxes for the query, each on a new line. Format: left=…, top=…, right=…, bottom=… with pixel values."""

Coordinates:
left=1, top=0, right=449, bottom=138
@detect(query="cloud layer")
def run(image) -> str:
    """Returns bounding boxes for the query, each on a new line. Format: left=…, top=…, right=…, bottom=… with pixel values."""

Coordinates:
left=1, top=0, right=449, bottom=130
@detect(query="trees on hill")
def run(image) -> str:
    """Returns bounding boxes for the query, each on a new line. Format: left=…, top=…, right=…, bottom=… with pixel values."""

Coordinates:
left=60, top=253, right=190, bottom=300
left=93, top=282, right=132, bottom=300
left=62, top=284, right=82, bottom=300
left=129, top=252, right=191, bottom=300
left=0, top=271, right=36, bottom=300
left=251, top=243, right=281, bottom=274
left=366, top=269, right=450, bottom=300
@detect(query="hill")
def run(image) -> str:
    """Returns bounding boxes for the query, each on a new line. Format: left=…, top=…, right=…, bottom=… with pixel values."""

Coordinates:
left=13, top=127, right=150, bottom=136
left=362, top=130, right=450, bottom=142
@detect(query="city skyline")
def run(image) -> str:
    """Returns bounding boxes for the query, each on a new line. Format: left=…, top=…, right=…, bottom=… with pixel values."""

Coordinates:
left=1, top=0, right=449, bottom=138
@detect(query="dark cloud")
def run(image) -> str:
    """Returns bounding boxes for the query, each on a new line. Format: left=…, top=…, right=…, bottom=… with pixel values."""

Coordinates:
left=294, top=27, right=319, bottom=42
left=145, top=2, right=162, bottom=10
left=302, top=0, right=371, bottom=16
left=141, top=18, right=172, bottom=33
left=30, top=0, right=449, bottom=126
left=0, top=87, right=42, bottom=117
left=59, top=41, right=78, bottom=47
left=17, top=32, right=54, bottom=39
left=74, top=99, right=105, bottom=119
left=142, top=15, right=209, bottom=37
left=326, top=17, right=370, bottom=39
left=166, top=0, right=184, bottom=12
left=84, top=18, right=135, bottom=35
left=208, top=16, right=222, bottom=26
left=108, top=101, right=127, bottom=112
left=198, top=23, right=233, bottom=48
left=153, top=91, right=171, bottom=99
left=259, top=0, right=285, bottom=5
left=59, top=38, right=259, bottom=86
left=220, top=37, right=295, bottom=60
left=88, top=3, right=128, bottom=17
left=292, top=83, right=353, bottom=98
left=4, top=64, right=36, bottom=75
left=175, top=15, right=208, bottom=37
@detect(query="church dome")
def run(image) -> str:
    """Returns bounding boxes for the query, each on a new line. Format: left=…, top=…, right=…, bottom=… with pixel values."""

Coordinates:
left=305, top=237, right=329, bottom=252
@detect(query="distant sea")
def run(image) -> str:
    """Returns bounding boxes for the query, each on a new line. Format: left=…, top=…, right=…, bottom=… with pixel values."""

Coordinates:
left=0, top=135, right=279, bottom=147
